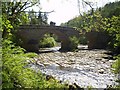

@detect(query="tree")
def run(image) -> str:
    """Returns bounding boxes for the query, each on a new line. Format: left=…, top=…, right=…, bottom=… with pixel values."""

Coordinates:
left=2, top=0, right=40, bottom=38
left=28, top=10, right=49, bottom=25
left=38, top=11, right=42, bottom=25
left=28, top=9, right=38, bottom=24
left=107, top=15, right=120, bottom=53
left=77, top=0, right=96, bottom=16
left=101, top=1, right=120, bottom=18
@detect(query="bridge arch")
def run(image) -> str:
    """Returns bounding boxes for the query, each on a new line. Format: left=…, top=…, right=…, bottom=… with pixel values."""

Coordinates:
left=17, top=25, right=80, bottom=52
left=39, top=29, right=70, bottom=50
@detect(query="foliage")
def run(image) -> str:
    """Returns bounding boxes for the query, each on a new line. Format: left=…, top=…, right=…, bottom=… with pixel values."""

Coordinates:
left=101, top=1, right=120, bottom=18
left=79, top=35, right=87, bottom=45
left=85, top=12, right=108, bottom=32
left=111, top=55, right=120, bottom=88
left=2, top=1, right=39, bottom=38
left=39, top=34, right=56, bottom=48
left=61, top=1, right=120, bottom=53
left=64, top=11, right=108, bottom=32
left=107, top=15, right=120, bottom=54
left=69, top=36, right=79, bottom=51
left=61, top=15, right=88, bottom=45
left=2, top=0, right=120, bottom=89
left=28, top=9, right=48, bottom=25
left=2, top=39, right=68, bottom=89
left=61, top=15, right=84, bottom=31
left=1, top=1, right=67, bottom=89
left=19, top=12, right=30, bottom=25
left=24, top=52, right=38, bottom=58
left=112, top=55, right=120, bottom=74
left=2, top=14, right=13, bottom=39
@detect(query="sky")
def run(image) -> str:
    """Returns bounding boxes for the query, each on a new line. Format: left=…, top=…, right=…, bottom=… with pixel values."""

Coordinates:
left=33, top=0, right=118, bottom=25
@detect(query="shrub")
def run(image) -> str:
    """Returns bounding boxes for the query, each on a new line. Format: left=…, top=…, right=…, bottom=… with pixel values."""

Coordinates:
left=39, top=35, right=56, bottom=48
left=111, top=55, right=120, bottom=88
left=79, top=35, right=87, bottom=45
left=2, top=39, right=67, bottom=89
left=69, top=36, right=79, bottom=51
left=107, top=16, right=120, bottom=54
left=112, top=55, right=120, bottom=74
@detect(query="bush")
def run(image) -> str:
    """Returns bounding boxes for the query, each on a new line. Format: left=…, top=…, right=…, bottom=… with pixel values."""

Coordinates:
left=2, top=39, right=67, bottom=89
left=107, top=16, right=120, bottom=54
left=111, top=55, right=120, bottom=88
left=69, top=36, right=79, bottom=51
left=79, top=35, right=87, bottom=45
left=39, top=35, right=56, bottom=48
left=112, top=55, right=120, bottom=74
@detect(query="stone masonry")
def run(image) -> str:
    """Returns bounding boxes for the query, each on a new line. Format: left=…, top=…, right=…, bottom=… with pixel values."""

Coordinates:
left=17, top=25, right=80, bottom=52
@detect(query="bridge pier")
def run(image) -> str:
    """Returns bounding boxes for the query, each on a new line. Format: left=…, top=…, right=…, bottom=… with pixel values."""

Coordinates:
left=22, top=43, right=39, bottom=52
left=60, top=40, right=71, bottom=51
left=22, top=40, right=72, bottom=52
left=24, top=43, right=71, bottom=52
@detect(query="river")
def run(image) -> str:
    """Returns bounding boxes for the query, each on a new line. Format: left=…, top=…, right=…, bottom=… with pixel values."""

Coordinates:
left=28, top=45, right=118, bottom=88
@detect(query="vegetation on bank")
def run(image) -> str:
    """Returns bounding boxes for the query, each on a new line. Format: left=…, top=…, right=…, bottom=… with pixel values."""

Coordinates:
left=1, top=1, right=68, bottom=89
left=39, top=34, right=56, bottom=48
left=112, top=55, right=120, bottom=74
left=1, top=1, right=80, bottom=89
left=2, top=39, right=68, bottom=89
left=1, top=1, right=120, bottom=89
left=69, top=36, right=79, bottom=51
left=112, top=55, right=120, bottom=88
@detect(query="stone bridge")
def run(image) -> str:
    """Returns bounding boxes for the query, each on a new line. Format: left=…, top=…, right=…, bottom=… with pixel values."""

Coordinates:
left=17, top=25, right=80, bottom=52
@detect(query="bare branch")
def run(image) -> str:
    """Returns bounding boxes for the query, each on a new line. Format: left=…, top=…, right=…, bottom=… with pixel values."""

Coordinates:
left=11, top=2, right=21, bottom=16
left=22, top=4, right=35, bottom=11
left=17, top=2, right=28, bottom=13
left=82, top=0, right=93, bottom=9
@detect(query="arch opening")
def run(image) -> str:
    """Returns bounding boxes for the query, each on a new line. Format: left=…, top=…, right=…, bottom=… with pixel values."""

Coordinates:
left=38, top=33, right=62, bottom=52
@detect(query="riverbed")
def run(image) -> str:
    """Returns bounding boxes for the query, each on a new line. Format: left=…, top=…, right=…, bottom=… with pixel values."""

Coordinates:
left=29, top=45, right=118, bottom=88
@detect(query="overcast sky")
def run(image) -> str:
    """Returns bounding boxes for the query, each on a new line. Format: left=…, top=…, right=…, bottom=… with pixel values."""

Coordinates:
left=35, top=0, right=118, bottom=25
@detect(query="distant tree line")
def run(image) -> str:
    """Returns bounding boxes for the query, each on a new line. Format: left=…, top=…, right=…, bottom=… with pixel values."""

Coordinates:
left=61, top=1, right=120, bottom=54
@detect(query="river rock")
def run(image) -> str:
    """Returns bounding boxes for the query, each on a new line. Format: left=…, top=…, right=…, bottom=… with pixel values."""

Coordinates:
left=98, top=69, right=104, bottom=74
left=30, top=45, right=118, bottom=88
